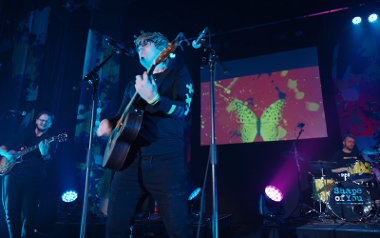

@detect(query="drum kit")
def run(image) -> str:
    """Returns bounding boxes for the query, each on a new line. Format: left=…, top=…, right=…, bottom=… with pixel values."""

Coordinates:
left=307, top=147, right=380, bottom=222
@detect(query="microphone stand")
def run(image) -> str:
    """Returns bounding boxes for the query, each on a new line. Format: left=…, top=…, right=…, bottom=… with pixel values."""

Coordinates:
left=200, top=39, right=228, bottom=238
left=293, top=126, right=306, bottom=218
left=72, top=49, right=119, bottom=238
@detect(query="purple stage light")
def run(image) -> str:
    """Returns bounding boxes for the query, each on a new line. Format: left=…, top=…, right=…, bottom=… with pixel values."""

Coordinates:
left=265, top=185, right=283, bottom=202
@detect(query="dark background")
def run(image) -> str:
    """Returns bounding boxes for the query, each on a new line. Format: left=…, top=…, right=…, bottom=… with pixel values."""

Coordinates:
left=0, top=0, right=379, bottom=236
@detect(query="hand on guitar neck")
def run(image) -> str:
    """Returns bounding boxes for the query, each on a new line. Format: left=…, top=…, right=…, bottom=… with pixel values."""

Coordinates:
left=135, top=71, right=159, bottom=103
left=97, top=119, right=113, bottom=137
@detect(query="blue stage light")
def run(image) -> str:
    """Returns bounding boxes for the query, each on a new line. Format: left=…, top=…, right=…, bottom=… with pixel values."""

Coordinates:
left=352, top=16, right=362, bottom=25
left=61, top=190, right=78, bottom=203
left=188, top=187, right=201, bottom=200
left=368, top=14, right=378, bottom=23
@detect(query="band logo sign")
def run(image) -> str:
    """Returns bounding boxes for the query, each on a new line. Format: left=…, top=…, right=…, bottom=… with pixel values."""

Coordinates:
left=334, top=187, right=364, bottom=202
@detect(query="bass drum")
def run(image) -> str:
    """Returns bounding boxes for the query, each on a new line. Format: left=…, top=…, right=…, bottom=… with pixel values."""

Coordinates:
left=327, top=181, right=373, bottom=221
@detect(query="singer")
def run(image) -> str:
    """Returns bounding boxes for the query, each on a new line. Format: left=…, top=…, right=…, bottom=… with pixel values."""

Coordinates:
left=97, top=31, right=193, bottom=238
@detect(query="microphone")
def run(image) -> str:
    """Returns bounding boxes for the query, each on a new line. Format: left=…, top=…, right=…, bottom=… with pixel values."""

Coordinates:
left=192, top=27, right=208, bottom=49
left=105, top=38, right=136, bottom=57
left=9, top=110, right=26, bottom=116
left=297, top=122, right=305, bottom=129
left=366, top=101, right=377, bottom=107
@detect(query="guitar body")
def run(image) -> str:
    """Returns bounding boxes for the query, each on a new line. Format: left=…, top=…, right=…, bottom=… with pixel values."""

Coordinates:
left=0, top=146, right=25, bottom=176
left=103, top=110, right=144, bottom=170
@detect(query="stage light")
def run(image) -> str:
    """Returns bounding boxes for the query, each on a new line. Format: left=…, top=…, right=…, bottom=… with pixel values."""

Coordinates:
left=265, top=185, right=283, bottom=202
left=188, top=187, right=201, bottom=201
left=58, top=190, right=81, bottom=222
left=61, top=190, right=78, bottom=202
left=368, top=14, right=378, bottom=23
left=352, top=16, right=362, bottom=25
left=169, top=53, right=176, bottom=59
left=259, top=185, right=284, bottom=226
left=187, top=182, right=205, bottom=222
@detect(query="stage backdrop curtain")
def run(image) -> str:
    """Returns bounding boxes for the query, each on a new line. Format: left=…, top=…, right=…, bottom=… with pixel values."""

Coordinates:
left=8, top=7, right=50, bottom=128
left=74, top=29, right=120, bottom=217
left=332, top=23, right=380, bottom=179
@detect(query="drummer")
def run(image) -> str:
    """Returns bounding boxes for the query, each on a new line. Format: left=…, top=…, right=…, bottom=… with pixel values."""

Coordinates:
left=331, top=134, right=380, bottom=206
left=331, top=134, right=362, bottom=180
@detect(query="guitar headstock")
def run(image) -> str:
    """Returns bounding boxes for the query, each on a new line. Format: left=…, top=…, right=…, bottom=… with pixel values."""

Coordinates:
left=56, top=132, right=68, bottom=142
left=154, top=40, right=179, bottom=65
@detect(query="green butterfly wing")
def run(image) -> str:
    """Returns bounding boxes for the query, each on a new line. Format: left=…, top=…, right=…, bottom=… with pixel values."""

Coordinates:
left=260, top=99, right=284, bottom=141
left=227, top=99, right=257, bottom=143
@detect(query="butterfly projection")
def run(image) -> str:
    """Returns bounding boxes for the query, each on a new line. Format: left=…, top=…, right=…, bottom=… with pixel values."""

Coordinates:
left=227, top=99, right=285, bottom=142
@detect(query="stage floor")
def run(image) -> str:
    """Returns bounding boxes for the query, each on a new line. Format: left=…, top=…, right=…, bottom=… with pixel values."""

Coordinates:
left=50, top=214, right=233, bottom=238
left=260, top=218, right=380, bottom=238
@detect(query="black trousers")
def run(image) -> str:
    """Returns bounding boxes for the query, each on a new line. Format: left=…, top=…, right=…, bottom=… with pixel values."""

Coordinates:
left=2, top=174, right=42, bottom=238
left=106, top=151, right=192, bottom=238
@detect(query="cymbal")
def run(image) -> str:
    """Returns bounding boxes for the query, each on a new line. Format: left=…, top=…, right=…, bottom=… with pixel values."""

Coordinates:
left=361, top=145, right=380, bottom=155
left=282, top=151, right=311, bottom=161
left=308, top=160, right=337, bottom=170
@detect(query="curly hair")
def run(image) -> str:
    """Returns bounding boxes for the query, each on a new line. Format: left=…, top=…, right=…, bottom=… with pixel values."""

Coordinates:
left=134, top=31, right=169, bottom=51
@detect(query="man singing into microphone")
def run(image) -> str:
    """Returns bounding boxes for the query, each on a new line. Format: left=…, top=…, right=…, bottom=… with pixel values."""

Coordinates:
left=0, top=111, right=57, bottom=237
left=97, top=31, right=193, bottom=238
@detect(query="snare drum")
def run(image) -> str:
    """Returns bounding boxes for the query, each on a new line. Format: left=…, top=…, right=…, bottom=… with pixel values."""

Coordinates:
left=311, top=177, right=336, bottom=202
left=348, top=161, right=373, bottom=182
left=327, top=181, right=372, bottom=221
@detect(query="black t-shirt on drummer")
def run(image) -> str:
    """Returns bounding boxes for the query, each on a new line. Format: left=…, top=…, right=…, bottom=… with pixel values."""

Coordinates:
left=331, top=150, right=364, bottom=181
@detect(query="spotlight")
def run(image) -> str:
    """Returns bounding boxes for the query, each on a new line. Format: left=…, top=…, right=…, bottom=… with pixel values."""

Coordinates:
left=259, top=185, right=284, bottom=226
left=368, top=14, right=378, bottom=23
left=265, top=185, right=283, bottom=202
left=58, top=190, right=81, bottom=222
left=188, top=187, right=201, bottom=201
left=169, top=53, right=176, bottom=59
left=62, top=190, right=78, bottom=203
left=187, top=182, right=205, bottom=223
left=352, top=16, right=362, bottom=25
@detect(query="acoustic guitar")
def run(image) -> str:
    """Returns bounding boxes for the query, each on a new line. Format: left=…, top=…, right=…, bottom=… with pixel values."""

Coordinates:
left=0, top=132, right=68, bottom=175
left=102, top=40, right=179, bottom=170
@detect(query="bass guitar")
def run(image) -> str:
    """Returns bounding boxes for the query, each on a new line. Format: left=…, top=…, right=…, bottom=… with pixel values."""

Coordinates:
left=0, top=132, right=68, bottom=175
left=102, top=40, right=179, bottom=170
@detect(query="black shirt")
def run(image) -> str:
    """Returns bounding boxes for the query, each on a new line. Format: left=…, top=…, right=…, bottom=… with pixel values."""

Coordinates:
left=331, top=150, right=363, bottom=181
left=110, top=68, right=193, bottom=156
left=3, top=127, right=57, bottom=178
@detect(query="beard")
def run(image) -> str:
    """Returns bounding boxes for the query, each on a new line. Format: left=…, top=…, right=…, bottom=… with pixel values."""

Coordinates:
left=344, top=145, right=354, bottom=151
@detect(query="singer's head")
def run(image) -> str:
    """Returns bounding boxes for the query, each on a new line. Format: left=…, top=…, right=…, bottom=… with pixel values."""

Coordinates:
left=36, top=111, right=54, bottom=132
left=134, top=31, right=169, bottom=69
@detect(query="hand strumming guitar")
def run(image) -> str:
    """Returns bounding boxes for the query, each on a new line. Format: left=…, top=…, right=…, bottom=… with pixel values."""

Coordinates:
left=97, top=119, right=113, bottom=137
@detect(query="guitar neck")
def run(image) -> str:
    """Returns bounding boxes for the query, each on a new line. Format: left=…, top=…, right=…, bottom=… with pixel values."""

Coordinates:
left=146, top=62, right=157, bottom=79
left=120, top=63, right=158, bottom=118
left=18, top=137, right=55, bottom=157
